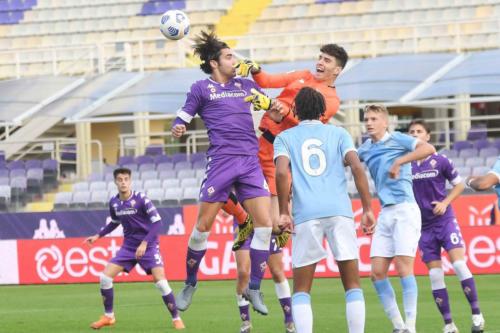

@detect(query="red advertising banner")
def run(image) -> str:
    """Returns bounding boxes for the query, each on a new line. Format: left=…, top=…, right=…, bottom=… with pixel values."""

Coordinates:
left=15, top=225, right=500, bottom=285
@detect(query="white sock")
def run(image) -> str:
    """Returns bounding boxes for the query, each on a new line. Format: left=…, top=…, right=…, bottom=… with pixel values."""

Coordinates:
left=345, top=288, right=365, bottom=333
left=155, top=279, right=172, bottom=296
left=292, top=292, right=312, bottom=333
left=275, top=280, right=291, bottom=299
left=452, top=260, right=473, bottom=281
left=188, top=228, right=210, bottom=251
left=250, top=227, right=272, bottom=250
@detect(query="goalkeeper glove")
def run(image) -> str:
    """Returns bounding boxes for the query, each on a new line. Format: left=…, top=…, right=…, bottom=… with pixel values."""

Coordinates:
left=235, top=59, right=260, bottom=77
left=244, top=88, right=271, bottom=111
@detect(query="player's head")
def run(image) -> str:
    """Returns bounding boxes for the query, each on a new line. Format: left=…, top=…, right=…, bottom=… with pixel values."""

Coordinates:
left=293, top=87, right=326, bottom=121
left=363, top=104, right=389, bottom=138
left=314, top=44, right=348, bottom=83
left=408, top=119, right=431, bottom=142
left=193, top=30, right=235, bottom=79
left=113, top=168, right=132, bottom=194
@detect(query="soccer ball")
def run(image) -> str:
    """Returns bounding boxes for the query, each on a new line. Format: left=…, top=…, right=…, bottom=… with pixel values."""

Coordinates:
left=160, top=10, right=190, bottom=40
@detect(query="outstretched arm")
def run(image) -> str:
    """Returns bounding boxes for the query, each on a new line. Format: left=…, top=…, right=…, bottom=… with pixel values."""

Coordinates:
left=389, top=141, right=436, bottom=179
left=466, top=173, right=500, bottom=191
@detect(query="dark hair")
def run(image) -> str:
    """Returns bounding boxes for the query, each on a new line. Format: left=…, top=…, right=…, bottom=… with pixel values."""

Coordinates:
left=113, top=168, right=131, bottom=179
left=408, top=119, right=431, bottom=134
left=320, top=44, right=348, bottom=68
left=294, top=87, right=326, bottom=121
left=193, top=30, right=229, bottom=74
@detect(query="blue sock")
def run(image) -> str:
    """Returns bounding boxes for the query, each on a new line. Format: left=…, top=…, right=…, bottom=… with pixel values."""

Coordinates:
left=400, top=275, right=418, bottom=329
left=373, top=278, right=405, bottom=329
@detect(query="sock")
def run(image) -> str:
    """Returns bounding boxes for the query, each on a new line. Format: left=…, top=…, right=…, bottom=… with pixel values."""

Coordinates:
left=453, top=260, right=481, bottom=315
left=275, top=281, right=293, bottom=323
left=461, top=278, right=481, bottom=315
left=237, top=294, right=250, bottom=322
left=345, top=288, right=365, bottom=333
left=223, top=193, right=249, bottom=225
left=400, top=275, right=418, bottom=331
left=185, top=228, right=209, bottom=286
left=99, top=274, right=114, bottom=317
left=373, top=279, right=405, bottom=329
left=429, top=268, right=452, bottom=324
left=249, top=227, right=272, bottom=290
left=292, top=292, right=312, bottom=333
left=156, top=280, right=179, bottom=319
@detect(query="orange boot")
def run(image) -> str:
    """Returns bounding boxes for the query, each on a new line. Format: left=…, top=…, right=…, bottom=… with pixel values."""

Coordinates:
left=172, top=318, right=185, bottom=330
left=90, top=315, right=116, bottom=329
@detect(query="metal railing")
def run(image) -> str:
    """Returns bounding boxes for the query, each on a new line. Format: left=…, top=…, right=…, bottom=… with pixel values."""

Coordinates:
left=0, top=17, right=499, bottom=79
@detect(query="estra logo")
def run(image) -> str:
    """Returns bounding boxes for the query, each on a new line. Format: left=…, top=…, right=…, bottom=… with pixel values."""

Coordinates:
left=468, top=205, right=493, bottom=226
left=18, top=238, right=150, bottom=284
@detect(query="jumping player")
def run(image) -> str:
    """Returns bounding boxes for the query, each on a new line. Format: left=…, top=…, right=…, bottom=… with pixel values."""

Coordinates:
left=170, top=31, right=276, bottom=314
left=84, top=168, right=185, bottom=330
left=275, top=87, right=376, bottom=333
left=358, top=105, right=435, bottom=333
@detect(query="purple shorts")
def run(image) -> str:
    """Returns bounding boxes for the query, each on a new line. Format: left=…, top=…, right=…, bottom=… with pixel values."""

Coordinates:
left=110, top=243, right=164, bottom=274
left=235, top=232, right=282, bottom=254
left=418, top=218, right=465, bottom=263
left=200, top=155, right=270, bottom=203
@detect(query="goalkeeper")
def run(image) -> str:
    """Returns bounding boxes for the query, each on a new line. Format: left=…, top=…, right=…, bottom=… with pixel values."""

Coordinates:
left=225, top=44, right=349, bottom=251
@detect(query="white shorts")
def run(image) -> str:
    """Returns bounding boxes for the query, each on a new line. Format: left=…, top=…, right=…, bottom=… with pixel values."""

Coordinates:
left=292, top=216, right=359, bottom=268
left=370, top=202, right=421, bottom=258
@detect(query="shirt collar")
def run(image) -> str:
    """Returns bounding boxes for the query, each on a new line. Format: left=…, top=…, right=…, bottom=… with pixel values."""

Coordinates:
left=299, top=120, right=322, bottom=126
left=371, top=131, right=391, bottom=144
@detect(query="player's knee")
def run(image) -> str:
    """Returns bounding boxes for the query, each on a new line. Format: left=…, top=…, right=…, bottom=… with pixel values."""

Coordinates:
left=452, top=260, right=472, bottom=281
left=269, top=265, right=284, bottom=282
left=237, top=267, right=250, bottom=282
left=428, top=268, right=446, bottom=290
left=196, top=215, right=214, bottom=232
left=155, top=279, right=172, bottom=296
left=370, top=270, right=387, bottom=281
left=188, top=228, right=210, bottom=251
left=100, top=273, right=113, bottom=290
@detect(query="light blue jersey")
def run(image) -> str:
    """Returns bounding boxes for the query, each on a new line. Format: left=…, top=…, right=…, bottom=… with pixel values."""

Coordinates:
left=358, top=131, right=418, bottom=207
left=489, top=156, right=500, bottom=208
left=273, top=120, right=356, bottom=225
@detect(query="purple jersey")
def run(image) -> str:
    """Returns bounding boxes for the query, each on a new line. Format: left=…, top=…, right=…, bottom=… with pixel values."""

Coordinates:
left=109, top=191, right=162, bottom=248
left=174, top=77, right=261, bottom=157
left=411, top=153, right=462, bottom=227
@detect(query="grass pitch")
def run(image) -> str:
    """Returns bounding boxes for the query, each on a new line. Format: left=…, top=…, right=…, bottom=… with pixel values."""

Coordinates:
left=1, top=275, right=498, bottom=333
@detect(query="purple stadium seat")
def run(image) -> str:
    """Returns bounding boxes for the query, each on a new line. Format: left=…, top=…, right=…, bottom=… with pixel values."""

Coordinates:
left=159, top=169, right=177, bottom=179
left=450, top=157, right=465, bottom=167
left=486, top=156, right=498, bottom=167
left=0, top=169, right=8, bottom=178
left=154, top=154, right=172, bottom=164
left=135, top=155, right=154, bottom=165
left=144, top=179, right=162, bottom=189
left=10, top=169, right=25, bottom=178
left=171, top=153, right=187, bottom=164
left=7, top=160, right=24, bottom=170
left=465, top=157, right=484, bottom=168
left=438, top=149, right=458, bottom=158
left=60, top=144, right=76, bottom=161
left=122, top=163, right=138, bottom=172
left=473, top=139, right=491, bottom=150
left=472, top=166, right=491, bottom=176
left=42, top=159, right=58, bottom=171
left=140, top=170, right=158, bottom=181
left=479, top=147, right=499, bottom=158
left=118, top=156, right=134, bottom=165
left=89, top=181, right=107, bottom=192
left=458, top=148, right=478, bottom=159
left=192, top=160, right=206, bottom=170
left=139, top=163, right=156, bottom=172
left=177, top=169, right=195, bottom=179
left=452, top=140, right=473, bottom=151
left=456, top=166, right=471, bottom=177
left=145, top=144, right=164, bottom=156
left=88, top=172, right=103, bottom=181
left=189, top=152, right=206, bottom=163
left=25, top=159, right=42, bottom=169
left=174, top=161, right=192, bottom=170
left=157, top=162, right=174, bottom=171
left=467, top=124, right=487, bottom=141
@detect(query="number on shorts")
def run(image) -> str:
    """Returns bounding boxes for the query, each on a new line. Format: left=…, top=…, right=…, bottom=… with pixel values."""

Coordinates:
left=154, top=253, right=163, bottom=265
left=450, top=232, right=460, bottom=245
left=301, top=139, right=326, bottom=176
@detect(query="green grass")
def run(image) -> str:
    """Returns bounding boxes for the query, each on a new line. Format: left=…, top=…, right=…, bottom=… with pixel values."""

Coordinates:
left=0, top=275, right=498, bottom=333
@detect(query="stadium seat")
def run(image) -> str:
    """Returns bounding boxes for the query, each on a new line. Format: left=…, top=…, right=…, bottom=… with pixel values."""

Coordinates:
left=71, top=191, right=91, bottom=209
left=479, top=147, right=498, bottom=158
left=485, top=156, right=498, bottom=167
left=181, top=177, right=198, bottom=188
left=140, top=170, right=158, bottom=181
left=144, top=179, right=162, bottom=189
left=456, top=166, right=472, bottom=177
left=146, top=188, right=164, bottom=206
left=0, top=184, right=11, bottom=210
left=54, top=192, right=72, bottom=210
left=138, top=163, right=156, bottom=172
left=157, top=162, right=175, bottom=171
left=118, top=156, right=135, bottom=165
left=131, top=180, right=144, bottom=192
left=450, top=157, right=465, bottom=167
left=473, top=138, right=492, bottom=149
left=458, top=148, right=478, bottom=159
left=181, top=186, right=199, bottom=205
left=465, top=157, right=484, bottom=168
left=73, top=181, right=89, bottom=192
left=26, top=168, right=44, bottom=196
left=439, top=148, right=458, bottom=158
left=159, top=169, right=177, bottom=179
left=89, top=181, right=107, bottom=192
left=10, top=176, right=27, bottom=204
left=472, top=166, right=490, bottom=176
left=175, top=161, right=192, bottom=170
left=154, top=155, right=172, bottom=164
left=453, top=140, right=473, bottom=151
left=88, top=190, right=109, bottom=209
left=162, top=187, right=182, bottom=206
left=122, top=163, right=138, bottom=172
left=192, top=160, right=206, bottom=170
left=177, top=169, right=196, bottom=179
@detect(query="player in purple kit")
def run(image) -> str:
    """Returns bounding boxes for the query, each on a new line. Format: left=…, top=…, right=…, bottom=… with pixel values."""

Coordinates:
left=171, top=31, right=276, bottom=315
left=84, top=168, right=185, bottom=330
left=409, top=120, right=485, bottom=333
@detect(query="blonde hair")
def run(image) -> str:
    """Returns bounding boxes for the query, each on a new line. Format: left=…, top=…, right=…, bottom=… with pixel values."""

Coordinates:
left=364, top=104, right=388, bottom=115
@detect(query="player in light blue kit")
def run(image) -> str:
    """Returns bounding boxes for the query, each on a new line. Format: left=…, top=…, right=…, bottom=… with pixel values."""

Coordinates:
left=274, top=87, right=376, bottom=333
left=357, top=105, right=435, bottom=333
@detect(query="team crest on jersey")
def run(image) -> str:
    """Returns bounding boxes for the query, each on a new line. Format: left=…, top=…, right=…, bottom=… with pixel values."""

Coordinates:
left=235, top=82, right=241, bottom=89
left=130, top=199, right=136, bottom=207
left=430, top=159, right=437, bottom=168
left=207, top=186, right=215, bottom=196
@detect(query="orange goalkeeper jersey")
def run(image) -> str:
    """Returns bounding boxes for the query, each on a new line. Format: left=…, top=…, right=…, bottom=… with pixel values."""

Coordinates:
left=253, top=70, right=340, bottom=136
